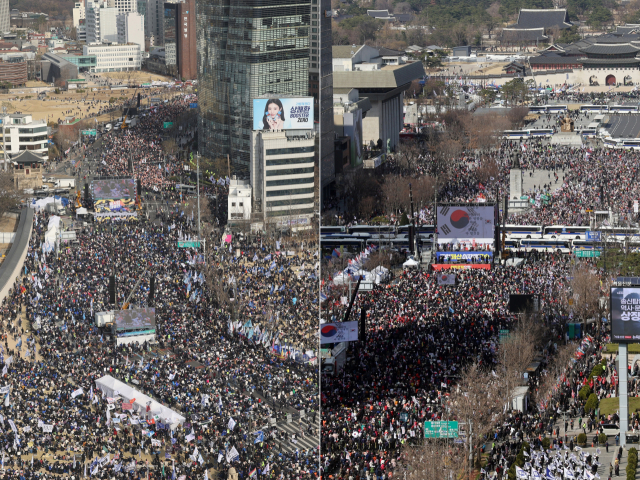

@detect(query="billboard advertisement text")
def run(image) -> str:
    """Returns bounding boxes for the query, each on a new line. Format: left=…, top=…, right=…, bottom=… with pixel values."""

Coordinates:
left=253, top=98, right=314, bottom=131
left=91, top=179, right=136, bottom=200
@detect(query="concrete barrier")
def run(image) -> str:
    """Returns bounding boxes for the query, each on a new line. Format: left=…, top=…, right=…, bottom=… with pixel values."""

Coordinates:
left=0, top=208, right=33, bottom=305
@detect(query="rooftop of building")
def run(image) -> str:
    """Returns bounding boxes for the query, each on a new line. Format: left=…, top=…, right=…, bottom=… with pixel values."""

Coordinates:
left=11, top=150, right=45, bottom=164
left=333, top=61, right=425, bottom=90
left=508, top=8, right=572, bottom=30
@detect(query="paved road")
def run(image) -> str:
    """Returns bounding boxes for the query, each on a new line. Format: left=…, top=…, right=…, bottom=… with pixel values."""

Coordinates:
left=608, top=114, right=640, bottom=138
left=268, top=416, right=320, bottom=455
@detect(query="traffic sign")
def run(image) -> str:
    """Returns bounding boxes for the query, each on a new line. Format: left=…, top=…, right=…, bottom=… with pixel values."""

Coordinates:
left=575, top=250, right=601, bottom=258
left=177, top=241, right=201, bottom=248
left=586, top=231, right=601, bottom=242
left=81, top=129, right=97, bottom=136
left=424, top=421, right=459, bottom=438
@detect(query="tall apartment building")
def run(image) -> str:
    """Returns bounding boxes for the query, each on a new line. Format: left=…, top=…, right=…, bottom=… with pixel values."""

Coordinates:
left=107, top=0, right=137, bottom=14
left=86, top=1, right=118, bottom=44
left=196, top=0, right=311, bottom=177
left=117, top=12, right=144, bottom=48
left=72, top=1, right=86, bottom=29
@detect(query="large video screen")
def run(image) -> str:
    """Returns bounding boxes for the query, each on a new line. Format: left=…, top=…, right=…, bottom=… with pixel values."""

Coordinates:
left=114, top=308, right=156, bottom=332
left=436, top=205, right=495, bottom=244
left=94, top=198, right=137, bottom=215
left=91, top=179, right=136, bottom=200
left=252, top=98, right=314, bottom=131
left=611, top=287, right=640, bottom=342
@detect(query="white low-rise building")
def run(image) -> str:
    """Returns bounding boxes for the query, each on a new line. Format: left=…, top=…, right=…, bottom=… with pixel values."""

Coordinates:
left=228, top=178, right=252, bottom=222
left=83, top=43, right=141, bottom=72
left=0, top=114, right=48, bottom=164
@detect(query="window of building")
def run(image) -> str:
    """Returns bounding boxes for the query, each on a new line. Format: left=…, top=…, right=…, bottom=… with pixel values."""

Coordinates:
left=231, top=202, right=236, bottom=206
left=266, top=146, right=313, bottom=156
left=266, top=187, right=314, bottom=197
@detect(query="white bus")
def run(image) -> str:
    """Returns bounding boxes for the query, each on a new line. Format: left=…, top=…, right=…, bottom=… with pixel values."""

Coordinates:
left=581, top=127, right=598, bottom=138
left=543, top=225, right=590, bottom=240
left=599, top=227, right=640, bottom=242
left=611, top=105, right=639, bottom=113
left=503, top=130, right=530, bottom=140
left=519, top=239, right=572, bottom=253
left=503, top=225, right=543, bottom=239
left=580, top=105, right=608, bottom=113
left=604, top=138, right=619, bottom=149
left=620, top=140, right=640, bottom=150
left=528, top=128, right=554, bottom=138
left=547, top=105, right=568, bottom=113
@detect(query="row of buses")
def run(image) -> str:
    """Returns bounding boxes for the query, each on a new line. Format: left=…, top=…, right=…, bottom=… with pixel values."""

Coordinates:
left=527, top=104, right=639, bottom=114
left=320, top=224, right=639, bottom=255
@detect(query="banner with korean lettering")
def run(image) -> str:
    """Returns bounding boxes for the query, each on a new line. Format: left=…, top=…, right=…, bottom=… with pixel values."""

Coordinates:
left=431, top=264, right=491, bottom=271
left=611, top=287, right=640, bottom=342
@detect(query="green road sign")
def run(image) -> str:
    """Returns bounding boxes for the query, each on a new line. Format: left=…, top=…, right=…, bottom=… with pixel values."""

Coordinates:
left=81, top=129, right=97, bottom=136
left=424, top=421, right=459, bottom=438
left=575, top=250, right=601, bottom=258
left=177, top=241, right=201, bottom=248
left=163, top=122, right=174, bottom=129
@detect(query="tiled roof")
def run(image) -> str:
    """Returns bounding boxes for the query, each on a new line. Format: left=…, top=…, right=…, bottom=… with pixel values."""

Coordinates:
left=510, top=8, right=572, bottom=30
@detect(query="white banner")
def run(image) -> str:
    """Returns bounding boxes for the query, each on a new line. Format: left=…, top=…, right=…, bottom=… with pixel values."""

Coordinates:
left=320, top=321, right=359, bottom=345
left=41, top=424, right=54, bottom=433
left=436, top=205, right=495, bottom=243
left=185, top=433, right=195, bottom=442
left=0, top=386, right=9, bottom=395
left=226, top=446, right=239, bottom=463
left=228, top=418, right=236, bottom=431
left=71, top=388, right=84, bottom=398
left=8, top=419, right=16, bottom=433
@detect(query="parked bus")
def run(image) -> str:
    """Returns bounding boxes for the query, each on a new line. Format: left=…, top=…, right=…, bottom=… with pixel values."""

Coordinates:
left=572, top=240, right=603, bottom=252
left=546, top=105, right=568, bottom=113
left=611, top=105, right=639, bottom=113
left=321, top=237, right=366, bottom=254
left=519, top=239, right=572, bottom=253
left=348, top=225, right=395, bottom=235
left=580, top=105, right=609, bottom=113
left=528, top=128, right=554, bottom=138
left=320, top=226, right=347, bottom=236
left=503, top=225, right=543, bottom=239
left=502, top=130, right=530, bottom=140
left=528, top=106, right=547, bottom=113
left=543, top=225, right=590, bottom=239
left=620, top=140, right=640, bottom=150
left=581, top=128, right=598, bottom=138
left=604, top=138, right=620, bottom=149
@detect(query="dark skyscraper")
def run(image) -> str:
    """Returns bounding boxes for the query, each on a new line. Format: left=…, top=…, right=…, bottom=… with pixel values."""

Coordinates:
left=196, top=0, right=311, bottom=177
left=317, top=0, right=334, bottom=200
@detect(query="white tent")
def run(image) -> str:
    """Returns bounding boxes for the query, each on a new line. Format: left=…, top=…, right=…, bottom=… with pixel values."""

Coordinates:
left=371, top=266, right=390, bottom=284
left=76, top=207, right=88, bottom=216
left=95, top=375, right=185, bottom=429
left=403, top=258, right=420, bottom=270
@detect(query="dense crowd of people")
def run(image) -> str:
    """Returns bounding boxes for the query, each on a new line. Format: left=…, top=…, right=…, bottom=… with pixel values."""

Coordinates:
left=0, top=205, right=320, bottom=480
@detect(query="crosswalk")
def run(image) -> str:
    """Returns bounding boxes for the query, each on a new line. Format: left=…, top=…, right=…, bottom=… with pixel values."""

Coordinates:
left=267, top=416, right=320, bottom=455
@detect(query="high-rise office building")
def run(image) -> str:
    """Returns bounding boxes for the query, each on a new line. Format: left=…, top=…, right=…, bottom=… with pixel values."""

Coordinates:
left=145, top=0, right=163, bottom=41
left=163, top=2, right=178, bottom=75
left=317, top=0, right=334, bottom=199
left=0, top=0, right=8, bottom=34
left=196, top=0, right=311, bottom=177
left=177, top=0, right=196, bottom=80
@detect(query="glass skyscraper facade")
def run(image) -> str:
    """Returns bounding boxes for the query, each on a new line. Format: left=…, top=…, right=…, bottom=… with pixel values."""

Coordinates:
left=196, top=0, right=311, bottom=177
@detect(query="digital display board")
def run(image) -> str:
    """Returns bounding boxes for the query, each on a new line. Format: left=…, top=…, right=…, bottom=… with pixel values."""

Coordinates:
left=114, top=308, right=156, bottom=332
left=436, top=205, right=495, bottom=244
left=252, top=98, right=314, bottom=131
left=611, top=287, right=640, bottom=342
left=91, top=179, right=136, bottom=200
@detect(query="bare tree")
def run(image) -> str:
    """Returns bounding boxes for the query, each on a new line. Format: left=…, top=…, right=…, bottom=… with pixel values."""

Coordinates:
left=403, top=440, right=467, bottom=480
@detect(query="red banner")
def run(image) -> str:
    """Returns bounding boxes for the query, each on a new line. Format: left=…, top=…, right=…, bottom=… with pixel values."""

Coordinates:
left=121, top=402, right=132, bottom=410
left=431, top=264, right=491, bottom=271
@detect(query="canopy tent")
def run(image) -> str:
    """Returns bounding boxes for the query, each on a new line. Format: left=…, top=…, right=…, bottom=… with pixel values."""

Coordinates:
left=403, top=258, right=420, bottom=270
left=76, top=207, right=88, bottom=216
left=95, top=375, right=185, bottom=429
left=30, top=196, right=70, bottom=211
left=371, top=265, right=390, bottom=284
